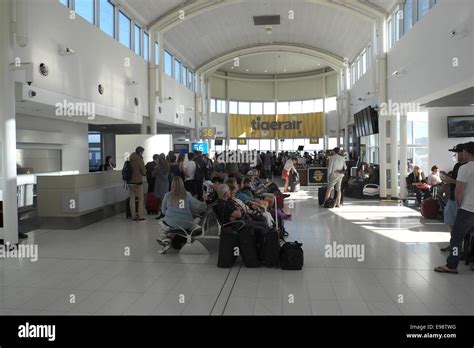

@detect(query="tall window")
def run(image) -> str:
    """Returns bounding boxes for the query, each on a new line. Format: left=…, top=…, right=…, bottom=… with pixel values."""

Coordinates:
left=289, top=101, right=302, bottom=114
left=210, top=99, right=216, bottom=113
left=250, top=102, right=263, bottom=115
left=164, top=50, right=173, bottom=76
left=182, top=66, right=188, bottom=86
left=362, top=51, right=367, bottom=75
left=59, top=0, right=69, bottom=6
left=174, top=58, right=181, bottom=82
left=404, top=0, right=413, bottom=33
left=417, top=0, right=430, bottom=19
left=217, top=100, right=226, bottom=113
left=155, top=42, right=159, bottom=65
left=118, top=11, right=131, bottom=49
left=188, top=70, right=193, bottom=89
left=239, top=102, right=250, bottom=115
left=99, top=0, right=114, bottom=37
left=302, top=100, right=315, bottom=113
left=143, top=32, right=149, bottom=61
left=134, top=25, right=141, bottom=56
left=277, top=102, right=289, bottom=114
left=75, top=0, right=94, bottom=24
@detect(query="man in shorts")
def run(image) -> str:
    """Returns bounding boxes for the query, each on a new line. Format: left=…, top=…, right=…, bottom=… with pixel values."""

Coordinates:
left=324, top=147, right=347, bottom=208
left=439, top=144, right=466, bottom=252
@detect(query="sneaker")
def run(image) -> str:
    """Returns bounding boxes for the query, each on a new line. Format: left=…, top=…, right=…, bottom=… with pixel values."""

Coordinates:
left=440, top=245, right=451, bottom=252
left=158, top=244, right=171, bottom=254
left=137, top=218, right=146, bottom=222
left=156, top=238, right=172, bottom=246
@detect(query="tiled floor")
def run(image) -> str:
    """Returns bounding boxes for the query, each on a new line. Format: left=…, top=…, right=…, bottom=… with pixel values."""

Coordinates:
left=1, top=188, right=472, bottom=316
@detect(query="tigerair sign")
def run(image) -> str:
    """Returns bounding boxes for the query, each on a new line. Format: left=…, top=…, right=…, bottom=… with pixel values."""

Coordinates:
left=230, top=112, right=324, bottom=139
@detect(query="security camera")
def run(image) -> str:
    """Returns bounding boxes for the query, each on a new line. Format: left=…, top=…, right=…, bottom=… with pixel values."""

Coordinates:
left=450, top=29, right=457, bottom=37
left=127, top=80, right=138, bottom=85
left=28, top=90, right=36, bottom=97
left=58, top=47, right=75, bottom=56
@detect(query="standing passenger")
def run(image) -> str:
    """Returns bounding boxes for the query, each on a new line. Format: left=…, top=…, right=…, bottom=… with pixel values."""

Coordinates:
left=128, top=146, right=147, bottom=222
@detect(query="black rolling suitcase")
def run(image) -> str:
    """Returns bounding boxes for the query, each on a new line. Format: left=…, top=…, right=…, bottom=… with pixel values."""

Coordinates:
left=238, top=225, right=260, bottom=268
left=280, top=241, right=304, bottom=270
left=258, top=198, right=281, bottom=267
left=318, top=186, right=343, bottom=206
left=289, top=171, right=300, bottom=192
left=217, top=226, right=239, bottom=268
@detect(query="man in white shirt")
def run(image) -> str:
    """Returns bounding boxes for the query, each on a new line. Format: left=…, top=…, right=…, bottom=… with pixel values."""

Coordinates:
left=435, top=141, right=474, bottom=274
left=324, top=147, right=347, bottom=208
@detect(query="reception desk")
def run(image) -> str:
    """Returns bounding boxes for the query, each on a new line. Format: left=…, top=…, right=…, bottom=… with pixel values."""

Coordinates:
left=295, top=167, right=328, bottom=186
left=37, top=171, right=128, bottom=229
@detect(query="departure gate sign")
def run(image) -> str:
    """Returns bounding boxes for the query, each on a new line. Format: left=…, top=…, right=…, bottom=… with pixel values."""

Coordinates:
left=199, top=127, right=216, bottom=139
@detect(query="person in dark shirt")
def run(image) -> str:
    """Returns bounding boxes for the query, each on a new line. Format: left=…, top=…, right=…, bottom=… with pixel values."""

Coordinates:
left=406, top=165, right=431, bottom=204
left=145, top=154, right=159, bottom=193
left=439, top=144, right=466, bottom=252
left=213, top=184, right=241, bottom=224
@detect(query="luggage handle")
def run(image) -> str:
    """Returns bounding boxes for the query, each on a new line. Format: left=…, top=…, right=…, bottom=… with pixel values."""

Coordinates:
left=274, top=193, right=278, bottom=230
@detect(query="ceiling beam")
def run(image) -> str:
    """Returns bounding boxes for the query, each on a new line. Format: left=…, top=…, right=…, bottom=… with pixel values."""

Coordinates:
left=196, top=43, right=345, bottom=76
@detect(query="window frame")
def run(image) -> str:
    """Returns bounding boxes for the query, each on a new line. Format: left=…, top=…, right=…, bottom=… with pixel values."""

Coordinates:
left=143, top=31, right=149, bottom=61
left=118, top=10, right=132, bottom=49
left=98, top=0, right=115, bottom=38
left=174, top=58, right=181, bottom=82
left=134, top=24, right=141, bottom=56
left=164, top=50, right=173, bottom=77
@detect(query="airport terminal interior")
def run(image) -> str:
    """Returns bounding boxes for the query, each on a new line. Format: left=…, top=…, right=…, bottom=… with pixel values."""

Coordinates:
left=0, top=0, right=473, bottom=317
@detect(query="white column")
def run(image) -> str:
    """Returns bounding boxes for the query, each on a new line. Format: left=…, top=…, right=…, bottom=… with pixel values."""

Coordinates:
left=378, top=53, right=388, bottom=198
left=0, top=0, right=19, bottom=244
left=399, top=114, right=408, bottom=199
left=148, top=31, right=157, bottom=135
left=225, top=73, right=230, bottom=148
left=390, top=115, right=399, bottom=198
left=206, top=78, right=211, bottom=127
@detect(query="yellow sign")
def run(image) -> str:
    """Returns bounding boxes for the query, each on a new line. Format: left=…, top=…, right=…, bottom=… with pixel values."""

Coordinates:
left=238, top=139, right=247, bottom=145
left=199, top=127, right=216, bottom=139
left=310, top=137, right=319, bottom=144
left=230, top=113, right=324, bottom=139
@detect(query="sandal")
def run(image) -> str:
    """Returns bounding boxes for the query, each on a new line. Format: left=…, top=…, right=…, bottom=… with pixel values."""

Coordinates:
left=434, top=265, right=458, bottom=274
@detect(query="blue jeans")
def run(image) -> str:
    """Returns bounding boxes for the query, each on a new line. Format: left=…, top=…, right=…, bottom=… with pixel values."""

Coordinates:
left=446, top=209, right=474, bottom=269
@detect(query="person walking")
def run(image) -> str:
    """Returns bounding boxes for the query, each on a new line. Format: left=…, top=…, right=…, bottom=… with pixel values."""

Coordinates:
left=324, top=147, right=346, bottom=208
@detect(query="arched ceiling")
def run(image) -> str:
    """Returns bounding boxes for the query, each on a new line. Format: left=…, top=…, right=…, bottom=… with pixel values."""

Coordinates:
left=119, top=0, right=395, bottom=69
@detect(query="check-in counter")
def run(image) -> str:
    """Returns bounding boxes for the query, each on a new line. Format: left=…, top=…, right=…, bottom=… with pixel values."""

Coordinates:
left=37, top=171, right=128, bottom=229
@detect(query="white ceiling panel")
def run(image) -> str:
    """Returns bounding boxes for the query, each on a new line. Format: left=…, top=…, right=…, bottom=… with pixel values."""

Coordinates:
left=164, top=0, right=372, bottom=68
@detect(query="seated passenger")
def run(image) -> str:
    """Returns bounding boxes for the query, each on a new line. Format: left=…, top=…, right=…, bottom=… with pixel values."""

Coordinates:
left=407, top=165, right=431, bottom=204
left=157, top=177, right=206, bottom=253
left=241, top=178, right=256, bottom=198
left=427, top=165, right=442, bottom=186
left=214, top=184, right=242, bottom=224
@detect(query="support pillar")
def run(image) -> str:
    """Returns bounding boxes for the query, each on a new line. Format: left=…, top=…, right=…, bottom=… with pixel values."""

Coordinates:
left=378, top=50, right=388, bottom=198
left=390, top=115, right=399, bottom=198
left=148, top=31, right=157, bottom=135
left=0, top=0, right=19, bottom=244
left=399, top=114, right=408, bottom=199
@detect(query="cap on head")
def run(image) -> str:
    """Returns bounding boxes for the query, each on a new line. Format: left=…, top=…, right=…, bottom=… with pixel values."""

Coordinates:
left=449, top=143, right=465, bottom=152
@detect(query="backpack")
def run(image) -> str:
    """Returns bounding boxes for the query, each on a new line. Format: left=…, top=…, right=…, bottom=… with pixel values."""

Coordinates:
left=280, top=241, right=304, bottom=270
left=122, top=161, right=133, bottom=182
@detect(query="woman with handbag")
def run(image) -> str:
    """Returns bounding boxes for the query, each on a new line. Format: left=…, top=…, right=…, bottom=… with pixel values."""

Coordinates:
left=407, top=165, right=431, bottom=204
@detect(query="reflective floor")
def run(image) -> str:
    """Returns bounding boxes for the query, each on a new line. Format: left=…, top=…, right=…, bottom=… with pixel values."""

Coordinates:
left=0, top=188, right=472, bottom=315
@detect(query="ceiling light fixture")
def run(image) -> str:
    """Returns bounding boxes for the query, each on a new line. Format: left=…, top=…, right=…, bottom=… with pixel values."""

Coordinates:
left=265, top=26, right=273, bottom=35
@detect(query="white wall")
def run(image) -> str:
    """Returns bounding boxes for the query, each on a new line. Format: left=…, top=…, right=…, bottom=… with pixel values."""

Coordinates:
left=210, top=112, right=227, bottom=137
left=387, top=0, right=474, bottom=104
left=427, top=106, right=474, bottom=172
left=14, top=0, right=149, bottom=122
left=157, top=75, right=196, bottom=128
left=349, top=67, right=377, bottom=119
left=16, top=113, right=89, bottom=174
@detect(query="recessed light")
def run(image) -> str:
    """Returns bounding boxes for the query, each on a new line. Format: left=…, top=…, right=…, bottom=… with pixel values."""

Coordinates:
left=283, top=69, right=287, bottom=72
left=317, top=63, right=321, bottom=66
left=264, top=70, right=267, bottom=73
left=246, top=69, right=249, bottom=72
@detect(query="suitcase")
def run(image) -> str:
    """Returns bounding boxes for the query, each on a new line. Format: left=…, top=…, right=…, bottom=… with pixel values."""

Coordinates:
left=420, top=198, right=439, bottom=219
left=258, top=228, right=280, bottom=267
left=126, top=197, right=138, bottom=219
left=237, top=225, right=261, bottom=268
left=217, top=226, right=239, bottom=268
left=318, top=186, right=343, bottom=206
left=275, top=193, right=285, bottom=209
left=280, top=241, right=304, bottom=270
left=462, top=229, right=474, bottom=265
left=289, top=172, right=300, bottom=192
left=146, top=192, right=160, bottom=214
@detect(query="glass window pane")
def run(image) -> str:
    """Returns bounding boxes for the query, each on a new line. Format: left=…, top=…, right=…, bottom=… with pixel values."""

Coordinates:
left=250, top=102, right=263, bottom=115
left=75, top=0, right=94, bottom=23
left=143, top=32, right=149, bottom=61
left=325, top=97, right=337, bottom=112
left=174, top=58, right=181, bottom=81
left=289, top=101, right=302, bottom=114
left=164, top=51, right=173, bottom=76
left=259, top=139, right=271, bottom=151
left=218, top=100, right=226, bottom=114
left=182, top=66, right=187, bottom=86
left=229, top=101, right=238, bottom=114
left=404, top=0, right=413, bottom=32
left=362, top=51, right=367, bottom=74
left=88, top=133, right=101, bottom=143
left=134, top=25, right=141, bottom=56
left=59, top=0, right=69, bottom=7
left=238, top=102, right=250, bottom=115
left=302, top=100, right=314, bottom=113
left=118, top=11, right=131, bottom=49
left=248, top=140, right=260, bottom=150
left=155, top=42, right=159, bottom=65
left=210, top=99, right=216, bottom=113
left=277, top=102, right=289, bottom=114
left=314, top=99, right=323, bottom=112
left=228, top=139, right=237, bottom=151
left=263, top=102, right=275, bottom=115
left=99, top=0, right=114, bottom=37
left=418, top=0, right=430, bottom=19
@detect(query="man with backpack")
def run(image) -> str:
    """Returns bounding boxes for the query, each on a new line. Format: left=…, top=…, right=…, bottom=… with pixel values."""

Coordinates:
left=124, top=146, right=147, bottom=222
